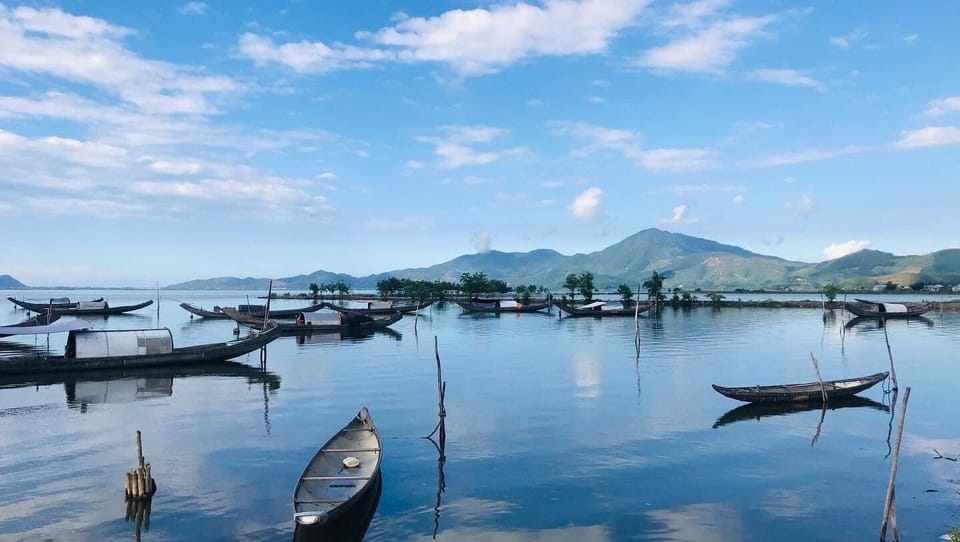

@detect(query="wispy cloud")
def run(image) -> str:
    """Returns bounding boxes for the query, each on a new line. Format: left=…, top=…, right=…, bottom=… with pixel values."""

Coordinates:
left=239, top=0, right=650, bottom=77
left=471, top=232, right=492, bottom=252
left=829, top=28, right=867, bottom=49
left=569, top=187, right=603, bottom=222
left=551, top=121, right=715, bottom=172
left=659, top=204, right=698, bottom=224
left=903, top=33, right=919, bottom=46
left=784, top=193, right=815, bottom=215
left=746, top=69, right=825, bottom=91
left=178, top=2, right=208, bottom=15
left=588, top=95, right=606, bottom=104
left=653, top=183, right=745, bottom=196
left=732, top=194, right=744, bottom=204
left=824, top=240, right=871, bottom=259
left=923, top=96, right=960, bottom=117
left=744, top=145, right=870, bottom=168
left=416, top=125, right=527, bottom=170
left=892, top=126, right=960, bottom=149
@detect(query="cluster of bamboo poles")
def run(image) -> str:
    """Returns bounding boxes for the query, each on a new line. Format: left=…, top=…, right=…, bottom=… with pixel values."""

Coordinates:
left=124, top=431, right=156, bottom=500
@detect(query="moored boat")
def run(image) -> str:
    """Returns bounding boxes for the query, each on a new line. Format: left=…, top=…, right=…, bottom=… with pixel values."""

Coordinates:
left=0, top=323, right=281, bottom=375
left=293, top=407, right=382, bottom=529
left=8, top=296, right=79, bottom=311
left=845, top=299, right=933, bottom=318
left=0, top=311, right=60, bottom=338
left=712, top=371, right=888, bottom=404
left=10, top=297, right=155, bottom=316
left=554, top=299, right=651, bottom=317
left=222, top=308, right=402, bottom=334
left=179, top=302, right=325, bottom=319
left=455, top=298, right=549, bottom=313
left=325, top=299, right=434, bottom=315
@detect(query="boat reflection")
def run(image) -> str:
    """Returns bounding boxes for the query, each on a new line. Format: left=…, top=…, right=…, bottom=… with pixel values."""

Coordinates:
left=294, top=327, right=402, bottom=346
left=844, top=315, right=935, bottom=330
left=712, top=395, right=889, bottom=429
left=293, top=471, right=382, bottom=542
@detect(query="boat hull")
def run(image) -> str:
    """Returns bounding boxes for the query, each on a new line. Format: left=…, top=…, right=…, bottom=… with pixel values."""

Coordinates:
left=325, top=300, right=434, bottom=315
left=223, top=308, right=403, bottom=334
left=455, top=301, right=549, bottom=313
left=712, top=371, right=889, bottom=404
left=844, top=302, right=931, bottom=318
left=554, top=300, right=650, bottom=317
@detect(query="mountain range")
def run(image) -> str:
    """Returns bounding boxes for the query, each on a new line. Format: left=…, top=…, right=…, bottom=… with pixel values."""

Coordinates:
left=159, top=229, right=960, bottom=291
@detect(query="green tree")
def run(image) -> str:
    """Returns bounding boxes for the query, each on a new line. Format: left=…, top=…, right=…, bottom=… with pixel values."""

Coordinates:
left=514, top=285, right=531, bottom=304
left=308, top=282, right=320, bottom=298
left=616, top=283, right=634, bottom=304
left=577, top=272, right=596, bottom=301
left=822, top=284, right=838, bottom=302
left=459, top=272, right=489, bottom=296
left=910, top=281, right=925, bottom=291
left=489, top=279, right=510, bottom=294
left=706, top=292, right=725, bottom=307
left=563, top=273, right=579, bottom=300
left=884, top=281, right=897, bottom=291
left=334, top=280, right=350, bottom=298
left=376, top=276, right=404, bottom=298
left=642, top=271, right=667, bottom=306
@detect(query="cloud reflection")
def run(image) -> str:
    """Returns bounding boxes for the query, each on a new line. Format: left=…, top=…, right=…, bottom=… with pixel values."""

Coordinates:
left=645, top=502, right=745, bottom=542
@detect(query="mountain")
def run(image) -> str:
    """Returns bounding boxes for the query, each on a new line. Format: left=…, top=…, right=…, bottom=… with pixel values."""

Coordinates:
left=164, top=229, right=960, bottom=291
left=0, top=275, right=27, bottom=289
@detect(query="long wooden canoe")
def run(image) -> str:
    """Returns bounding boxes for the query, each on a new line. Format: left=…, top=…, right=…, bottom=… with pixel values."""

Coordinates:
left=180, top=302, right=325, bottom=319
left=712, top=371, right=888, bottom=404
left=712, top=395, right=889, bottom=428
left=554, top=300, right=651, bottom=317
left=223, top=308, right=403, bottom=334
left=8, top=297, right=79, bottom=311
left=325, top=299, right=434, bottom=315
left=845, top=299, right=933, bottom=318
left=54, top=299, right=154, bottom=315
left=0, top=311, right=60, bottom=338
left=455, top=300, right=549, bottom=313
left=0, top=323, right=281, bottom=375
left=294, top=407, right=382, bottom=528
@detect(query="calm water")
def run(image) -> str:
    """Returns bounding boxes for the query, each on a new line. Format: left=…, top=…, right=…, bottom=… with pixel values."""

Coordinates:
left=1, top=290, right=959, bottom=541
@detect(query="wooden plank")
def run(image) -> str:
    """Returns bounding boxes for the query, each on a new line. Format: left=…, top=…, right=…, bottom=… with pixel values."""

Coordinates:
left=296, top=499, right=347, bottom=504
left=322, top=447, right=380, bottom=452
left=302, top=475, right=371, bottom=481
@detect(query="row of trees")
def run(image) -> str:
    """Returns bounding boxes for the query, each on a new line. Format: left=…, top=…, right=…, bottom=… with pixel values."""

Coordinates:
left=308, top=281, right=350, bottom=298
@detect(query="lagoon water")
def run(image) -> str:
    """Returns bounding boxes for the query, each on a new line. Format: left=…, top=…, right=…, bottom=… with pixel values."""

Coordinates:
left=1, top=290, right=959, bottom=541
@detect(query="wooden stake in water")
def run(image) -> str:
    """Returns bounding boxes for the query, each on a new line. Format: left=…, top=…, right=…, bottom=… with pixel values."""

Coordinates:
left=262, top=280, right=273, bottom=332
left=880, top=386, right=911, bottom=542
left=634, top=282, right=641, bottom=358
left=883, top=323, right=899, bottom=391
left=810, top=353, right=828, bottom=405
left=126, top=430, right=156, bottom=500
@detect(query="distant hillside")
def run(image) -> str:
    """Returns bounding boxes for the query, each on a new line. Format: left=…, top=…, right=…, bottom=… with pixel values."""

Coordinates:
left=164, top=229, right=960, bottom=291
left=0, top=275, right=27, bottom=289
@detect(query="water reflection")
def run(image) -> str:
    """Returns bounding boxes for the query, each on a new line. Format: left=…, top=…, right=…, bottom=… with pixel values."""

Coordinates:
left=124, top=497, right=151, bottom=542
left=293, top=471, right=382, bottom=542
left=712, top=396, right=890, bottom=429
left=294, top=327, right=402, bottom=346
left=844, top=315, right=935, bottom=330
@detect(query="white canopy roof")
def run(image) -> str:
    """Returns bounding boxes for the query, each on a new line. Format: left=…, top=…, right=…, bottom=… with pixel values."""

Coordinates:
left=0, top=319, right=91, bottom=336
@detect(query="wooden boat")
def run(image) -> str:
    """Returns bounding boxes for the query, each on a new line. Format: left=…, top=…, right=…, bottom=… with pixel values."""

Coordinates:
left=179, top=302, right=325, bottom=319
left=712, top=395, right=889, bottom=428
left=554, top=299, right=651, bottom=317
left=0, top=311, right=60, bottom=338
left=325, top=299, right=434, bottom=315
left=10, top=297, right=155, bottom=316
left=844, top=315, right=935, bottom=330
left=293, top=407, right=382, bottom=528
left=455, top=298, right=549, bottom=313
left=712, top=371, right=888, bottom=404
left=845, top=299, right=933, bottom=318
left=8, top=296, right=80, bottom=311
left=0, top=323, right=281, bottom=375
left=222, top=308, right=403, bottom=334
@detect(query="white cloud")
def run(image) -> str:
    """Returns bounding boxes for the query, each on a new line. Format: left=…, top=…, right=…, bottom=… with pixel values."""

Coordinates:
left=824, top=240, right=871, bottom=259
left=903, top=34, right=919, bottom=45
left=25, top=197, right=147, bottom=218
left=829, top=28, right=867, bottom=49
left=178, top=2, right=208, bottom=15
left=0, top=5, right=241, bottom=114
left=526, top=98, right=544, bottom=107
left=588, top=95, right=606, bottom=103
left=240, top=0, right=650, bottom=77
left=635, top=15, right=776, bottom=73
left=568, top=187, right=603, bottom=222
left=732, top=194, right=744, bottom=204
left=551, top=121, right=715, bottom=172
left=892, top=126, right=960, bottom=149
left=317, top=172, right=337, bottom=180
left=654, top=183, right=745, bottom=196
left=746, top=69, right=825, bottom=91
left=417, top=126, right=526, bottom=170
left=471, top=232, right=492, bottom=252
left=923, top=97, right=960, bottom=117
left=784, top=176, right=796, bottom=183
left=659, top=203, right=698, bottom=224
left=745, top=145, right=870, bottom=168
left=785, top=193, right=815, bottom=215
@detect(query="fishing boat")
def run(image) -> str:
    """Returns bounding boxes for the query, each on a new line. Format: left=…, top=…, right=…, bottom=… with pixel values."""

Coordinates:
left=9, top=297, right=155, bottom=316
left=0, top=311, right=60, bottom=338
left=554, top=299, right=651, bottom=317
left=293, top=407, right=382, bottom=529
left=712, top=371, right=888, bottom=404
left=179, top=302, right=325, bottom=319
left=844, top=299, right=933, bottom=318
left=325, top=299, right=434, bottom=315
left=712, top=395, right=889, bottom=428
left=0, top=323, right=281, bottom=375
left=455, top=298, right=549, bottom=313
left=222, top=308, right=402, bottom=334
left=8, top=296, right=80, bottom=311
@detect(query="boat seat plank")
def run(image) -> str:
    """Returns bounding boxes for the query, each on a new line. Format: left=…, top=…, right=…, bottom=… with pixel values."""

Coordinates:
left=296, top=499, right=348, bottom=504
left=321, top=447, right=381, bottom=453
left=302, top=475, right=371, bottom=481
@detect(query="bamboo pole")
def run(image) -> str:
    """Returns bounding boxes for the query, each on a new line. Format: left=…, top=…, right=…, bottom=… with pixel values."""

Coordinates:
left=880, top=386, right=911, bottom=541
left=810, top=353, right=828, bottom=405
left=262, top=280, right=273, bottom=331
left=634, top=283, right=641, bottom=358
left=136, top=430, right=144, bottom=468
left=883, top=322, right=899, bottom=390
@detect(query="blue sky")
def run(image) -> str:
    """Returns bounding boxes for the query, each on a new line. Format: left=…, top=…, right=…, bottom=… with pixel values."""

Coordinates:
left=1, top=1, right=959, bottom=287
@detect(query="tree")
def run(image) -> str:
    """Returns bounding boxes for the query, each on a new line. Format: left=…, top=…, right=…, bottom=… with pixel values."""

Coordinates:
left=577, top=272, right=596, bottom=301
left=616, top=283, right=634, bottom=304
left=308, top=283, right=320, bottom=298
left=563, top=273, right=579, bottom=300
left=822, top=284, right=838, bottom=302
left=910, top=281, right=925, bottom=291
left=334, top=280, right=350, bottom=298
left=514, top=285, right=531, bottom=304
left=642, top=271, right=667, bottom=305
left=706, top=292, right=725, bottom=307
left=459, top=272, right=489, bottom=296
left=884, top=281, right=897, bottom=291
left=377, top=276, right=404, bottom=298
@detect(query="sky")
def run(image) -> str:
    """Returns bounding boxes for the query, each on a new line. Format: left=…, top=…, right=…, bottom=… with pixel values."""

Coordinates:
left=1, top=1, right=959, bottom=287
